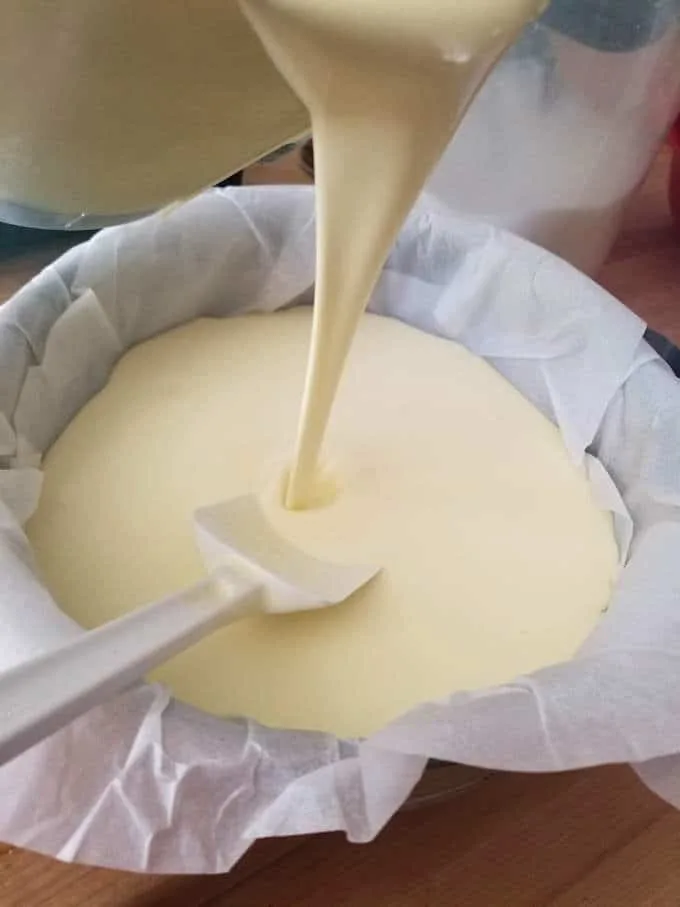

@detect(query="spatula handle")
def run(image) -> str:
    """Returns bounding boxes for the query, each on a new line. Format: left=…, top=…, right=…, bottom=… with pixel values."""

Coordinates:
left=0, top=570, right=259, bottom=767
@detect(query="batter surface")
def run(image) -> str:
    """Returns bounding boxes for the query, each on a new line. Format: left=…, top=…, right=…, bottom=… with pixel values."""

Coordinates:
left=28, top=309, right=618, bottom=739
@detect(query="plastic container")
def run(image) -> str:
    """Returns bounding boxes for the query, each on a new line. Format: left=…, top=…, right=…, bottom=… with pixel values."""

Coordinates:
left=0, top=2, right=308, bottom=231
left=425, top=0, right=680, bottom=274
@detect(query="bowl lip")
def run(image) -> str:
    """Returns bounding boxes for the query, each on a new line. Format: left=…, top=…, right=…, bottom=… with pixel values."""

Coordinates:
left=0, top=199, right=152, bottom=232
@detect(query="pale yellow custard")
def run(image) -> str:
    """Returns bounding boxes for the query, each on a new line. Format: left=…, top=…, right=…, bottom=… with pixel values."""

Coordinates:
left=28, top=310, right=618, bottom=739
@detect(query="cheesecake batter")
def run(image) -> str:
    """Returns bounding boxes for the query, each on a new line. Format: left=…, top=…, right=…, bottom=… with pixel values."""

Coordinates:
left=240, top=0, right=547, bottom=507
left=0, top=1, right=308, bottom=219
left=28, top=309, right=618, bottom=739
left=25, top=0, right=616, bottom=739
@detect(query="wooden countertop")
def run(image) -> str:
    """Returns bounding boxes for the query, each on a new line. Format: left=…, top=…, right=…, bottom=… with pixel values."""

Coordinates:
left=1, top=150, right=680, bottom=906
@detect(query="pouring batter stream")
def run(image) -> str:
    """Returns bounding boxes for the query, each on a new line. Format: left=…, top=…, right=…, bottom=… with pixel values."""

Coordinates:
left=240, top=0, right=548, bottom=508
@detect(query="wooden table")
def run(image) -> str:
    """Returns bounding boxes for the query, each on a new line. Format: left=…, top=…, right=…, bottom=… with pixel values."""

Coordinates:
left=1, top=151, right=679, bottom=906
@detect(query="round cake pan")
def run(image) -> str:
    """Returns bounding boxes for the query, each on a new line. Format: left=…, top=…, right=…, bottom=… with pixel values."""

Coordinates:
left=0, top=186, right=678, bottom=874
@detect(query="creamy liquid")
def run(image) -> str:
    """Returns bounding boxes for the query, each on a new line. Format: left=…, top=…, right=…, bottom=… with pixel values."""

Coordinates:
left=28, top=310, right=618, bottom=739
left=23, top=0, right=616, bottom=741
left=240, top=0, right=546, bottom=507
left=0, top=2, right=308, bottom=217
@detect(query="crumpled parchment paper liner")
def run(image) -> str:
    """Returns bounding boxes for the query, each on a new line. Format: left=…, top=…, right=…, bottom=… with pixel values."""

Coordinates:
left=0, top=185, right=674, bottom=874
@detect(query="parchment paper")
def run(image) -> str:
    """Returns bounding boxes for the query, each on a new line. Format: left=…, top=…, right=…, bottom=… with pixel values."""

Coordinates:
left=0, top=185, right=676, bottom=874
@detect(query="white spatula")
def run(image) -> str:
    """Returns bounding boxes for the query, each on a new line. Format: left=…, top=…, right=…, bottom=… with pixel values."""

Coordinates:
left=0, top=495, right=378, bottom=767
